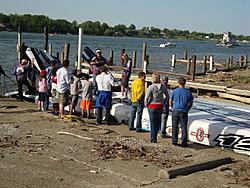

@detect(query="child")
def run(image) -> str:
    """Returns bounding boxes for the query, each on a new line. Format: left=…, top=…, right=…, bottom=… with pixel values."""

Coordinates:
left=80, top=74, right=94, bottom=118
left=38, top=70, right=48, bottom=111
left=70, top=69, right=81, bottom=115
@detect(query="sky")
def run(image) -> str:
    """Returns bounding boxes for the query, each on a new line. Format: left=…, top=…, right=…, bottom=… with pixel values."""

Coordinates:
left=0, top=0, right=250, bottom=35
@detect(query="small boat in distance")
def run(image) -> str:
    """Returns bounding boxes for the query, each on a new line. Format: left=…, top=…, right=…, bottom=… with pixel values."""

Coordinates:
left=159, top=42, right=176, bottom=48
left=216, top=32, right=240, bottom=47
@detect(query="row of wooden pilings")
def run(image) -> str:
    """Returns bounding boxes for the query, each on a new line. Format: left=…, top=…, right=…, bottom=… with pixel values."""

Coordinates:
left=17, top=26, right=71, bottom=65
left=17, top=26, right=248, bottom=83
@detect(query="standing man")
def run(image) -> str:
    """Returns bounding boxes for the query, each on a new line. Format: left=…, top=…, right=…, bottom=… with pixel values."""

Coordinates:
left=56, top=60, right=70, bottom=119
left=95, top=67, right=114, bottom=125
left=90, top=49, right=110, bottom=94
left=169, top=77, right=193, bottom=147
left=120, top=53, right=132, bottom=99
left=128, top=72, right=146, bottom=132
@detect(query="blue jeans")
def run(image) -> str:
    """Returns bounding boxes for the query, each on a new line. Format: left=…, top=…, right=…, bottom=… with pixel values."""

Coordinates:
left=160, top=111, right=169, bottom=136
left=148, top=108, right=162, bottom=143
left=128, top=102, right=144, bottom=130
left=172, top=110, right=188, bottom=144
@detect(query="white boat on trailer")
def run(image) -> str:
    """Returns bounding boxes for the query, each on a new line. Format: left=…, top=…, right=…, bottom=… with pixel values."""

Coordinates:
left=111, top=93, right=250, bottom=156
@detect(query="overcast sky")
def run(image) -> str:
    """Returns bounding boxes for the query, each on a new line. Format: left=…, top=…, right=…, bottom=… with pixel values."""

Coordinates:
left=1, top=0, right=250, bottom=35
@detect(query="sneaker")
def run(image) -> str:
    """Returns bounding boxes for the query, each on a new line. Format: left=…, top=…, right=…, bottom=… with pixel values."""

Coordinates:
left=129, top=128, right=136, bottom=131
left=172, top=143, right=178, bottom=146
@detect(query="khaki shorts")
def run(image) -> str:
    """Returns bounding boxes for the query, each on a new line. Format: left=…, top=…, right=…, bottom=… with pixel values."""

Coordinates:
left=58, top=90, right=70, bottom=105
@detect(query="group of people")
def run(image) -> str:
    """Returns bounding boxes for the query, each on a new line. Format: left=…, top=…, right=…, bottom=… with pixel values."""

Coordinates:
left=15, top=48, right=194, bottom=147
left=129, top=72, right=193, bottom=146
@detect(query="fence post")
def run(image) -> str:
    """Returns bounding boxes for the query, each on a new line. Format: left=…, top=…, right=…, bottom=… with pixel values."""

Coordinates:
left=191, top=55, right=196, bottom=81
left=77, top=28, right=82, bottom=70
left=132, top=50, right=137, bottom=68
left=202, top=56, right=207, bottom=75
left=186, top=57, right=191, bottom=75
left=63, top=43, right=70, bottom=61
left=109, top=50, right=113, bottom=66
left=142, top=43, right=147, bottom=67
left=44, top=26, right=48, bottom=52
left=171, top=54, right=176, bottom=67
left=209, top=55, right=214, bottom=71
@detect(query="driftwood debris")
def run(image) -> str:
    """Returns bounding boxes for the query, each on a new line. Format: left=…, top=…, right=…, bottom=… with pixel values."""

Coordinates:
left=58, top=131, right=92, bottom=140
left=217, top=92, right=250, bottom=104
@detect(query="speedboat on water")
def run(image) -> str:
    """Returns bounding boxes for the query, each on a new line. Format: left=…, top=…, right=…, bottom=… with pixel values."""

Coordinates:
left=159, top=42, right=176, bottom=48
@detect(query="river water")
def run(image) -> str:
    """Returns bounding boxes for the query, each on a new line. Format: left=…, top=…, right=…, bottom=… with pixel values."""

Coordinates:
left=0, top=31, right=250, bottom=92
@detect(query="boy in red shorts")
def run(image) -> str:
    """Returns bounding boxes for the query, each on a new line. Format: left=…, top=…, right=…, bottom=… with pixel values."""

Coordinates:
left=80, top=74, right=94, bottom=118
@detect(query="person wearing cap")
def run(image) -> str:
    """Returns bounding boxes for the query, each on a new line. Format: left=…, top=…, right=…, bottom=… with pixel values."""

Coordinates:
left=90, top=49, right=109, bottom=95
left=38, top=70, right=48, bottom=111
left=15, top=59, right=34, bottom=101
left=160, top=76, right=170, bottom=138
left=120, top=53, right=132, bottom=98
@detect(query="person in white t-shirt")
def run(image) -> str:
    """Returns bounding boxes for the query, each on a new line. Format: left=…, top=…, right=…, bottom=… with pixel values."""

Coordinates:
left=56, top=60, right=70, bottom=118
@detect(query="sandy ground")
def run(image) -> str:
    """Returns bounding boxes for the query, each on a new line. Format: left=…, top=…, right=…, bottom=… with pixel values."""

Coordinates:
left=0, top=98, right=250, bottom=188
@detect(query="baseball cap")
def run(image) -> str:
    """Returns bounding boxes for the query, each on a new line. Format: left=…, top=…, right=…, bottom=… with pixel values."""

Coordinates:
left=96, top=49, right=102, bottom=53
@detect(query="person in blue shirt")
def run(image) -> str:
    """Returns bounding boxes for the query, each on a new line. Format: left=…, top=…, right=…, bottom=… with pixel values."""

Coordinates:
left=169, top=77, right=193, bottom=147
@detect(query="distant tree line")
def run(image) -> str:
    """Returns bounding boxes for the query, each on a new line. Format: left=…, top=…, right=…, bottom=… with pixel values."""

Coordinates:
left=0, top=13, right=249, bottom=41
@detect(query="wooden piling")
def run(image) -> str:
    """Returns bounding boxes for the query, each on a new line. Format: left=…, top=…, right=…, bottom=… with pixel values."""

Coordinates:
left=209, top=55, right=214, bottom=71
left=245, top=54, right=248, bottom=67
left=20, top=42, right=25, bottom=62
left=191, top=55, right=197, bottom=81
left=230, top=56, right=234, bottom=68
left=17, top=26, right=22, bottom=63
left=184, top=51, right=188, bottom=60
left=44, top=26, right=48, bottom=52
left=120, top=49, right=125, bottom=66
left=142, top=55, right=149, bottom=73
left=77, top=28, right=82, bottom=70
left=186, top=58, right=191, bottom=75
left=60, top=52, right=64, bottom=64
left=132, top=50, right=137, bottom=68
left=171, top=54, right=176, bottom=67
left=227, top=57, right=231, bottom=69
left=142, top=43, right=147, bottom=66
left=56, top=52, right=60, bottom=60
left=202, top=56, right=207, bottom=75
left=109, top=50, right=114, bottom=66
left=48, top=44, right=52, bottom=55
left=63, top=43, right=70, bottom=61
